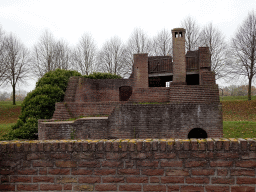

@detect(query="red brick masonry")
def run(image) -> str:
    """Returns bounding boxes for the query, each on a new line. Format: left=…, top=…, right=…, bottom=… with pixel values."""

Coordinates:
left=1, top=138, right=256, bottom=191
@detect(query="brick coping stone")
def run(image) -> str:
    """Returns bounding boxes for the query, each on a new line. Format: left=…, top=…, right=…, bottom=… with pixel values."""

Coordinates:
left=0, top=138, right=255, bottom=152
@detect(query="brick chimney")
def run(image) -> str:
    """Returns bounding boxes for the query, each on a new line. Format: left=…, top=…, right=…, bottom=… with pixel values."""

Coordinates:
left=172, top=28, right=186, bottom=85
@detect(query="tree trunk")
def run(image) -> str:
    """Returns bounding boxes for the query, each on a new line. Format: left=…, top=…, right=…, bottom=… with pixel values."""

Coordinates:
left=12, top=84, right=16, bottom=105
left=248, top=77, right=252, bottom=101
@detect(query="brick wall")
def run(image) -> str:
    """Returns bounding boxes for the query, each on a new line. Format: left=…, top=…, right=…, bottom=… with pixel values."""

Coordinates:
left=169, top=85, right=220, bottom=103
left=129, top=88, right=170, bottom=103
left=39, top=103, right=222, bottom=140
left=200, top=71, right=216, bottom=85
left=1, top=139, right=256, bottom=192
left=53, top=101, right=121, bottom=120
left=71, top=78, right=133, bottom=103
left=38, top=118, right=108, bottom=140
left=108, top=103, right=222, bottom=139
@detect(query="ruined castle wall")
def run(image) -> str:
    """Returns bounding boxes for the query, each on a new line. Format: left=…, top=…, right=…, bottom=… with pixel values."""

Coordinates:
left=1, top=139, right=256, bottom=192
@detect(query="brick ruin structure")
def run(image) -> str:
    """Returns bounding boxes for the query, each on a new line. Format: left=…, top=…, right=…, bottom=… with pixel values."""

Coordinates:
left=38, top=28, right=222, bottom=140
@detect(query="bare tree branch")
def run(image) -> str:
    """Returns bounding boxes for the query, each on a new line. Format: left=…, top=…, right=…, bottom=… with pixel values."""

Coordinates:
left=0, top=25, right=7, bottom=81
left=199, top=23, right=227, bottom=79
left=32, top=30, right=56, bottom=77
left=151, top=29, right=172, bottom=56
left=53, top=39, right=72, bottom=70
left=123, top=28, right=152, bottom=77
left=97, top=36, right=127, bottom=76
left=73, top=33, right=97, bottom=75
left=32, top=30, right=72, bottom=78
left=181, top=16, right=200, bottom=51
left=229, top=11, right=256, bottom=100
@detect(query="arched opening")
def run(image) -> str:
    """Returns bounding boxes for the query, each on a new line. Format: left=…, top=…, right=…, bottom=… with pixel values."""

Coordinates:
left=188, top=128, right=207, bottom=139
left=119, top=86, right=132, bottom=101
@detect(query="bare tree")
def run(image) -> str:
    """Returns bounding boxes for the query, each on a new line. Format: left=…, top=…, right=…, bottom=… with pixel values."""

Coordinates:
left=32, top=30, right=72, bottom=78
left=181, top=16, right=200, bottom=51
left=32, top=30, right=56, bottom=77
left=127, top=28, right=151, bottom=54
left=124, top=28, right=152, bottom=77
left=0, top=25, right=7, bottom=80
left=97, top=36, right=127, bottom=76
left=230, top=11, right=256, bottom=100
left=1, top=33, right=30, bottom=105
left=53, top=39, right=72, bottom=70
left=151, top=29, right=172, bottom=56
left=199, top=23, right=227, bottom=79
left=73, top=33, right=97, bottom=75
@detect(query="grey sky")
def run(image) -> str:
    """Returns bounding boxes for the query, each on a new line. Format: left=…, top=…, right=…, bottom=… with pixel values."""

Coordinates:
left=0, top=0, right=256, bottom=92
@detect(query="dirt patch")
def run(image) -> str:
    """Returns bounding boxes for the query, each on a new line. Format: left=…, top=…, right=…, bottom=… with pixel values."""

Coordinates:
left=0, top=106, right=21, bottom=124
left=222, top=100, right=256, bottom=121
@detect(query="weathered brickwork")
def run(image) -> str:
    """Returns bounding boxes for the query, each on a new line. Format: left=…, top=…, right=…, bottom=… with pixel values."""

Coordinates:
left=41, top=103, right=223, bottom=140
left=169, top=85, right=220, bottom=103
left=1, top=139, right=256, bottom=191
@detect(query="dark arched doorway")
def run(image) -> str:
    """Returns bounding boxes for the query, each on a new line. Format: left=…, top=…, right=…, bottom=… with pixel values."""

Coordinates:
left=119, top=86, right=132, bottom=101
left=188, top=128, right=207, bottom=139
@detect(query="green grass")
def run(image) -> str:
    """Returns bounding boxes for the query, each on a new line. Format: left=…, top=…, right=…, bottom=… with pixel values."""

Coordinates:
left=0, top=100, right=22, bottom=107
left=220, top=95, right=256, bottom=101
left=223, top=121, right=256, bottom=138
left=0, top=123, right=15, bottom=139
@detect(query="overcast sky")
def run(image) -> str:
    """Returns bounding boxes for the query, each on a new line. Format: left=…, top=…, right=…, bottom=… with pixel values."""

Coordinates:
left=0, top=0, right=256, bottom=92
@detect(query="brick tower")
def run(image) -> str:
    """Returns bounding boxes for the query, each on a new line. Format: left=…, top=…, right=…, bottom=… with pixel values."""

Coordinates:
left=172, top=28, right=186, bottom=84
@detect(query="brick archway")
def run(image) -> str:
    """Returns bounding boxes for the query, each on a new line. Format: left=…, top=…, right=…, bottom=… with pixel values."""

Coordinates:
left=188, top=128, right=207, bottom=139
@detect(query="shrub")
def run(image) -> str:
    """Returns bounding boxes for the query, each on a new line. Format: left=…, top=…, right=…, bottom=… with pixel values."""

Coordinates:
left=36, top=69, right=82, bottom=92
left=84, top=72, right=122, bottom=79
left=6, top=117, right=38, bottom=140
left=6, top=69, right=82, bottom=140
left=16, top=85, right=64, bottom=125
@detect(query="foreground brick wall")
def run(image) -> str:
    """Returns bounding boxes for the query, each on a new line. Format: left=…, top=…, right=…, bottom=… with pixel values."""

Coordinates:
left=1, top=139, right=256, bottom=192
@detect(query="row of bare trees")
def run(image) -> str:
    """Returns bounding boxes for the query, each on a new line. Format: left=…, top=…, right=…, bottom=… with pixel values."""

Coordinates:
left=0, top=11, right=256, bottom=103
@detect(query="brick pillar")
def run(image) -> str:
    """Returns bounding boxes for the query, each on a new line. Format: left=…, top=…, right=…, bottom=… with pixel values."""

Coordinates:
left=172, top=28, right=186, bottom=85
left=198, top=47, right=215, bottom=85
left=199, top=47, right=211, bottom=69
left=133, top=53, right=149, bottom=88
